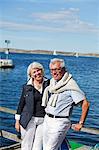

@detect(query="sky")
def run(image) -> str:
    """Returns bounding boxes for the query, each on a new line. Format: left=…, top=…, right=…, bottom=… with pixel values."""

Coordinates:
left=0, top=0, right=99, bottom=53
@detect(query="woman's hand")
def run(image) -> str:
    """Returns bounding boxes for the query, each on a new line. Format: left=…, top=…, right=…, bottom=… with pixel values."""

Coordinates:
left=15, top=120, right=20, bottom=132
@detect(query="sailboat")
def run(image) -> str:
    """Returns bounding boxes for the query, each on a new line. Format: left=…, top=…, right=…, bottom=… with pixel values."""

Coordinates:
left=53, top=50, right=57, bottom=55
left=75, top=52, right=79, bottom=57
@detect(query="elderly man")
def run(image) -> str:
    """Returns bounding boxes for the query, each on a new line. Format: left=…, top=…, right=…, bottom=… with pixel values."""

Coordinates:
left=42, top=58, right=89, bottom=150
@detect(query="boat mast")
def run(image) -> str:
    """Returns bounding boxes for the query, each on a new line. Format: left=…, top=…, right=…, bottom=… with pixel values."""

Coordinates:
left=5, top=40, right=10, bottom=59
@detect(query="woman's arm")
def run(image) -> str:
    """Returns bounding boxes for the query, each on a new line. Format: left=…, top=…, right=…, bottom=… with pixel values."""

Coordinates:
left=15, top=85, right=25, bottom=131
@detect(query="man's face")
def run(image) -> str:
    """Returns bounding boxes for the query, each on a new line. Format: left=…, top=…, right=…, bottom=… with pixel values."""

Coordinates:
left=30, top=68, right=43, bottom=81
left=50, top=61, right=64, bottom=81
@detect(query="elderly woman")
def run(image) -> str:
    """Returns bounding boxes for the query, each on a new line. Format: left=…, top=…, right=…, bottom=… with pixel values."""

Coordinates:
left=15, top=62, right=50, bottom=150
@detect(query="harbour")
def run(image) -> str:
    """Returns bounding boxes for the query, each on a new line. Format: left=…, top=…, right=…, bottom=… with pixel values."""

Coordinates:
left=0, top=48, right=99, bottom=58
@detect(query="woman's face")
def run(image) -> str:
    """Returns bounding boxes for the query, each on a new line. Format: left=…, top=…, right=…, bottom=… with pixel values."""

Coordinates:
left=30, top=68, right=43, bottom=81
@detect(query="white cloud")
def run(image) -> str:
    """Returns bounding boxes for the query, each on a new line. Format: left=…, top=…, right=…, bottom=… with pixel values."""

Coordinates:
left=0, top=8, right=99, bottom=34
left=31, top=8, right=79, bottom=21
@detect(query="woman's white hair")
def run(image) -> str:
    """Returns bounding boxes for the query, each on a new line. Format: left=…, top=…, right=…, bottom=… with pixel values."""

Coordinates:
left=49, top=58, right=65, bottom=68
left=27, top=62, right=44, bottom=80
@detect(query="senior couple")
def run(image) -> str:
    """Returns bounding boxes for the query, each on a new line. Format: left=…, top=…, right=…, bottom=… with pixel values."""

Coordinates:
left=15, top=58, right=89, bottom=150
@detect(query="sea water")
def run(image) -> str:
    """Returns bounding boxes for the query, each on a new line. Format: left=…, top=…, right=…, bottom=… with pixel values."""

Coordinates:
left=0, top=52, right=99, bottom=147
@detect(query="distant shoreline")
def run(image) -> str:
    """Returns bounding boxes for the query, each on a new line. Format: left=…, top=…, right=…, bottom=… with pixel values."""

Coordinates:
left=0, top=48, right=99, bottom=57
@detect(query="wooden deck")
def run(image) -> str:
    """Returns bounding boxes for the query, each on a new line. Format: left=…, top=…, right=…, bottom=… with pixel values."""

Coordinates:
left=0, top=130, right=92, bottom=150
left=0, top=106, right=99, bottom=150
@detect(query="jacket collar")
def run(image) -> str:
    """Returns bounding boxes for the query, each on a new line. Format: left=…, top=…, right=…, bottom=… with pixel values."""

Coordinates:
left=27, top=78, right=33, bottom=85
left=27, top=77, right=48, bottom=85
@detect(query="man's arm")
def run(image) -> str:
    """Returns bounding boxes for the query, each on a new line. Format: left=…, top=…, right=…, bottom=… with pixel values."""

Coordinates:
left=72, top=99, right=90, bottom=131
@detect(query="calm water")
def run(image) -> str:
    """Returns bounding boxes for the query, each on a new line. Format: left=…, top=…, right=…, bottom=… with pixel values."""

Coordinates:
left=0, top=52, right=99, bottom=147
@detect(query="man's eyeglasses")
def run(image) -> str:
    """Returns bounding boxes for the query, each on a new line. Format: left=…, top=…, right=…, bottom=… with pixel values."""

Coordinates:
left=50, top=68, right=62, bottom=72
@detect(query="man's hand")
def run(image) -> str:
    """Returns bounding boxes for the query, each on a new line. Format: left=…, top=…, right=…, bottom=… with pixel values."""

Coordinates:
left=72, top=123, right=83, bottom=131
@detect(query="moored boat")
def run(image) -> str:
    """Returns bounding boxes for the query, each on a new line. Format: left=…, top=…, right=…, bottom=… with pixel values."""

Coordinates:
left=0, top=48, right=14, bottom=68
left=0, top=59, right=14, bottom=68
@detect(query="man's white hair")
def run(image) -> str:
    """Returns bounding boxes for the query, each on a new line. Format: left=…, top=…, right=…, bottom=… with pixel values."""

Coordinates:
left=27, top=62, right=44, bottom=80
left=49, top=58, right=65, bottom=68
